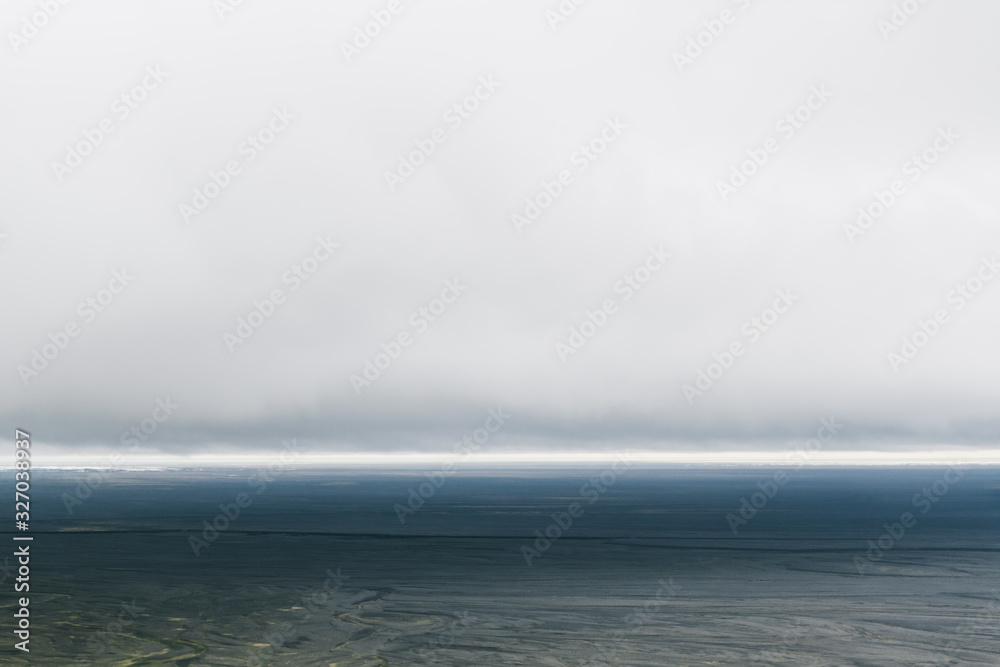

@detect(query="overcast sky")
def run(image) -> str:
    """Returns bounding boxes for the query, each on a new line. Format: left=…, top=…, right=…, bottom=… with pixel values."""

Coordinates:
left=2, top=0, right=999, bottom=461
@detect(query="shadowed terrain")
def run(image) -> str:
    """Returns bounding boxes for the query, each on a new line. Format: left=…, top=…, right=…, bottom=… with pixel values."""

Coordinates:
left=2, top=467, right=998, bottom=665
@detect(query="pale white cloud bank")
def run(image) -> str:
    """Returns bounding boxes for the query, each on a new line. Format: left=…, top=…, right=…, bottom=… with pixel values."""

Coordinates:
left=1, top=0, right=998, bottom=460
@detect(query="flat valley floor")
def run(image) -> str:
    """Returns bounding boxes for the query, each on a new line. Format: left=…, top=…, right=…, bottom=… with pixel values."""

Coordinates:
left=2, top=466, right=998, bottom=665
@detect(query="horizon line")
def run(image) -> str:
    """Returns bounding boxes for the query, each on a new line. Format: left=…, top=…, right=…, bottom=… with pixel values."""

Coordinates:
left=14, top=447, right=1000, bottom=468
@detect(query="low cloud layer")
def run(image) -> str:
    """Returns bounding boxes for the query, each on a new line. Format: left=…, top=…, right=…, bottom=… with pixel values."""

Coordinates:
left=2, top=1, right=999, bottom=459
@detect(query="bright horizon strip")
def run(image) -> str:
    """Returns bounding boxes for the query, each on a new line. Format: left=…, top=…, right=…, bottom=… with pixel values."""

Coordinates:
left=17, top=448, right=1000, bottom=468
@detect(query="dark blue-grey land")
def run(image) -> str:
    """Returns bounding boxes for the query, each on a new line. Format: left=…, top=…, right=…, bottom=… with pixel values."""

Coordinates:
left=3, top=466, right=998, bottom=665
